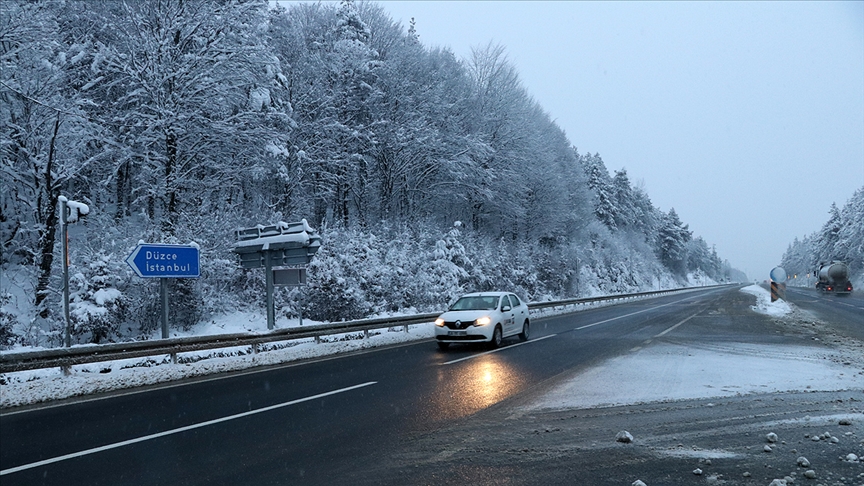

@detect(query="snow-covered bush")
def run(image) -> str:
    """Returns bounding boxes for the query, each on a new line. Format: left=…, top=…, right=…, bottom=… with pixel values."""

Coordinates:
left=304, top=240, right=373, bottom=322
left=424, top=222, right=472, bottom=305
left=0, top=292, right=18, bottom=348
left=68, top=252, right=128, bottom=343
left=133, top=278, right=204, bottom=335
left=172, top=279, right=204, bottom=332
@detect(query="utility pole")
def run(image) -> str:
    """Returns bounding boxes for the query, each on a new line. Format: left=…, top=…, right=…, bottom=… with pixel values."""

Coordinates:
left=58, top=196, right=89, bottom=347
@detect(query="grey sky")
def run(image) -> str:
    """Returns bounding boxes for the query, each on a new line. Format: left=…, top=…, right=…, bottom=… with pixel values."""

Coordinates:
left=378, top=1, right=864, bottom=280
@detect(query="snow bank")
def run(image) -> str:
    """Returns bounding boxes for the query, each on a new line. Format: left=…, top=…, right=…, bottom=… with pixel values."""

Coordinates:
left=526, top=341, right=863, bottom=411
left=740, top=284, right=792, bottom=317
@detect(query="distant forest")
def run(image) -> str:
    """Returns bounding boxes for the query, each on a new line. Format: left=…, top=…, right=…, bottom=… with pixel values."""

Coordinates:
left=1, top=0, right=741, bottom=347
left=781, top=186, right=864, bottom=286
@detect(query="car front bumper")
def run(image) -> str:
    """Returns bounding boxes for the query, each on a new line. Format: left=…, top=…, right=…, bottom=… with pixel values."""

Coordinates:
left=434, top=326, right=494, bottom=342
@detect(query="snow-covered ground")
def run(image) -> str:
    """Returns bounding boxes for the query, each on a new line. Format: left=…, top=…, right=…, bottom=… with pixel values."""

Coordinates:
left=525, top=341, right=862, bottom=411
left=740, top=283, right=792, bottom=317
left=525, top=285, right=863, bottom=411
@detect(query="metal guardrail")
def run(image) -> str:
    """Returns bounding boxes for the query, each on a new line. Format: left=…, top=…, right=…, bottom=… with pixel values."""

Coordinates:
left=0, top=284, right=733, bottom=373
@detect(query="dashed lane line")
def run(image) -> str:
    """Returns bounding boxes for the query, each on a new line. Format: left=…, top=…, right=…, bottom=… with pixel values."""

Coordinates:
left=442, top=290, right=724, bottom=366
left=653, top=309, right=704, bottom=338
left=440, top=334, right=557, bottom=365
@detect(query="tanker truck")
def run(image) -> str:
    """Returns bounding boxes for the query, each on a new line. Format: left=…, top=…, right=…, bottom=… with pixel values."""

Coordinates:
left=815, top=261, right=853, bottom=295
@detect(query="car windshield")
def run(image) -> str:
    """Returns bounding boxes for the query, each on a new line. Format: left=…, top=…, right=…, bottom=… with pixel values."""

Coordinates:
left=449, top=296, right=500, bottom=311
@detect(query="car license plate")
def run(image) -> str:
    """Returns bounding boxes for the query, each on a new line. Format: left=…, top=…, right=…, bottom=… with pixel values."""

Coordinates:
left=447, top=330, right=467, bottom=336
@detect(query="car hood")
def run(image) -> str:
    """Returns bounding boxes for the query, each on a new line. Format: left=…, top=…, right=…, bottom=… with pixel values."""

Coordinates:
left=438, top=310, right=495, bottom=322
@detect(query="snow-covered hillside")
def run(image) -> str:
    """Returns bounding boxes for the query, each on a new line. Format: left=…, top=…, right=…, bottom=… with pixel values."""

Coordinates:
left=1, top=0, right=740, bottom=350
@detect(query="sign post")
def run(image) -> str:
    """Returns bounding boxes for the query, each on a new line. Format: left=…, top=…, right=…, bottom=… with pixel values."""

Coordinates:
left=126, top=243, right=200, bottom=338
left=232, top=220, right=320, bottom=330
left=769, top=266, right=787, bottom=302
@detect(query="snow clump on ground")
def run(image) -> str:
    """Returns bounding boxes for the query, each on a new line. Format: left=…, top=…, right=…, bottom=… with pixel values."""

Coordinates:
left=739, top=285, right=792, bottom=317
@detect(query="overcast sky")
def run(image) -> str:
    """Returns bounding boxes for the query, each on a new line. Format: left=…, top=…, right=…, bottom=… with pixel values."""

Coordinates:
left=375, top=1, right=864, bottom=280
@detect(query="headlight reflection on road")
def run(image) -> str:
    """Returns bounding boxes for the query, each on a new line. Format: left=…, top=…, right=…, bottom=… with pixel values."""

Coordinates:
left=429, top=355, right=525, bottom=420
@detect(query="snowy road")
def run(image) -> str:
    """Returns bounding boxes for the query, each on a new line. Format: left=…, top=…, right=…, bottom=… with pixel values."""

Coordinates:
left=1, top=286, right=862, bottom=485
left=785, top=285, right=864, bottom=342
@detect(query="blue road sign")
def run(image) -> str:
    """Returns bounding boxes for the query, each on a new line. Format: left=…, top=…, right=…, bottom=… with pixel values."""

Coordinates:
left=126, top=244, right=200, bottom=278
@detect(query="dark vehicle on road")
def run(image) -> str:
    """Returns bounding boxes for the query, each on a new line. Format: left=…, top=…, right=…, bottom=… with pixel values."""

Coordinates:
left=815, top=261, right=854, bottom=295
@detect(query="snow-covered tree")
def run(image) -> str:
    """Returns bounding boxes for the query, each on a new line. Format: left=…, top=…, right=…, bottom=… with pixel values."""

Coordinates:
left=68, top=252, right=127, bottom=343
left=611, top=169, right=637, bottom=229
left=783, top=186, right=864, bottom=285
left=1, top=1, right=99, bottom=316
left=657, top=208, right=692, bottom=276
left=581, top=152, right=617, bottom=229
left=84, top=0, right=293, bottom=235
left=0, top=291, right=17, bottom=348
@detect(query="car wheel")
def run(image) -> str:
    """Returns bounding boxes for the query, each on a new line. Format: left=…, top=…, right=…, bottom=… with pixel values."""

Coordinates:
left=437, top=342, right=450, bottom=351
left=489, top=325, right=503, bottom=349
left=518, top=320, right=530, bottom=341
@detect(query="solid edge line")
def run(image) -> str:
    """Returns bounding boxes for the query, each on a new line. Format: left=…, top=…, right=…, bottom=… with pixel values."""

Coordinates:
left=440, top=334, right=557, bottom=366
left=0, top=381, right=377, bottom=476
left=1, top=339, right=419, bottom=417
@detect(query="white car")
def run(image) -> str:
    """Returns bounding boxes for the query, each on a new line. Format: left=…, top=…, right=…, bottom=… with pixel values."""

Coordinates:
left=434, top=292, right=530, bottom=350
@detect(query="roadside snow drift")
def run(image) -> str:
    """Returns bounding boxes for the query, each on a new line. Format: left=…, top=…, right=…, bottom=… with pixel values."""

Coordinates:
left=526, top=286, right=861, bottom=410
left=741, top=285, right=792, bottom=317
left=740, top=284, right=792, bottom=316
left=526, top=341, right=863, bottom=411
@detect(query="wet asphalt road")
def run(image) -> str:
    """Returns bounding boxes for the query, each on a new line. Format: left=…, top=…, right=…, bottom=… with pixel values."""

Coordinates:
left=1, top=285, right=861, bottom=485
left=366, top=288, right=864, bottom=486
left=784, top=286, right=864, bottom=341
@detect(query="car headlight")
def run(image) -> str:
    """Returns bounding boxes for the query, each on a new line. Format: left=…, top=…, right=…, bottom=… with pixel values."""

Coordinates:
left=435, top=318, right=445, bottom=327
left=474, top=316, right=491, bottom=326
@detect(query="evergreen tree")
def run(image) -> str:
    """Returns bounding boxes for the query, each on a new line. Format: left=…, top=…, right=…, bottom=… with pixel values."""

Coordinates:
left=581, top=153, right=617, bottom=229
left=612, top=169, right=636, bottom=229
left=657, top=208, right=692, bottom=276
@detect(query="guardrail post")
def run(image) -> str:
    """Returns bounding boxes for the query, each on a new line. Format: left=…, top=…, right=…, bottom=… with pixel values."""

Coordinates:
left=364, top=329, right=369, bottom=339
left=170, top=352, right=177, bottom=364
left=403, top=324, right=409, bottom=333
left=252, top=343, right=259, bottom=354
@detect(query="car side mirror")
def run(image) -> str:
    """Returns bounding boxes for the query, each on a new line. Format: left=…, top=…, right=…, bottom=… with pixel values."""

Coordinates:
left=501, top=305, right=511, bottom=312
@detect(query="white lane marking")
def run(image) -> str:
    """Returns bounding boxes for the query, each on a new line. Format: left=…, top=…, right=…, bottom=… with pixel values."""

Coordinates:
left=573, top=297, right=686, bottom=331
left=654, top=309, right=703, bottom=337
left=440, top=290, right=721, bottom=366
left=440, top=334, right=556, bottom=365
left=0, top=381, right=377, bottom=476
left=1, top=341, right=417, bottom=417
